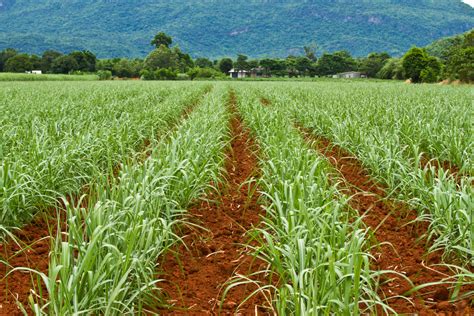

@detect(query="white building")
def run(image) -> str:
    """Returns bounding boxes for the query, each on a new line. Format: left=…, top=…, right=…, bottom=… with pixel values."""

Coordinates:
left=31, top=70, right=43, bottom=75
left=228, top=68, right=249, bottom=79
left=333, top=71, right=366, bottom=79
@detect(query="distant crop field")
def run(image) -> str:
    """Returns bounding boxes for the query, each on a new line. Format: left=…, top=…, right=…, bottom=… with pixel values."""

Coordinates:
left=0, top=72, right=99, bottom=81
left=0, top=80, right=472, bottom=315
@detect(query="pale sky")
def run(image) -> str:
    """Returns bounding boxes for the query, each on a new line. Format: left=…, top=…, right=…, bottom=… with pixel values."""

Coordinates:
left=463, top=0, right=474, bottom=7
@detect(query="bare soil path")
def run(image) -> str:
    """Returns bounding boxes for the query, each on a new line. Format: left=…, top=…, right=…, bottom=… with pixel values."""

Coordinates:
left=298, top=128, right=473, bottom=315
left=156, top=91, right=270, bottom=315
left=0, top=214, right=55, bottom=316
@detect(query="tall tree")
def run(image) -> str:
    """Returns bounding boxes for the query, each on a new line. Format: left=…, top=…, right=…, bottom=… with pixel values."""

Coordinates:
left=295, top=56, right=312, bottom=76
left=195, top=57, right=213, bottom=68
left=316, top=51, right=356, bottom=76
left=285, top=56, right=298, bottom=77
left=359, top=52, right=390, bottom=77
left=151, top=32, right=173, bottom=48
left=30, top=54, right=42, bottom=70
left=235, top=54, right=249, bottom=70
left=82, top=50, right=97, bottom=72
left=41, top=50, right=62, bottom=73
left=69, top=50, right=96, bottom=72
left=445, top=47, right=473, bottom=82
left=173, top=47, right=194, bottom=72
left=260, top=58, right=286, bottom=76
left=402, top=47, right=426, bottom=82
left=51, top=55, right=79, bottom=74
left=113, top=59, right=135, bottom=78
left=0, top=48, right=18, bottom=72
left=376, top=58, right=404, bottom=80
left=218, top=58, right=233, bottom=73
left=304, top=44, right=318, bottom=62
left=144, top=45, right=178, bottom=70
left=444, top=30, right=474, bottom=82
left=247, top=60, right=259, bottom=69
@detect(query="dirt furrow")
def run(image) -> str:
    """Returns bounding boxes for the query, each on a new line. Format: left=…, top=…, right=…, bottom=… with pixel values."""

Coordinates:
left=298, top=128, right=473, bottom=315
left=0, top=214, right=56, bottom=315
left=156, top=92, right=269, bottom=315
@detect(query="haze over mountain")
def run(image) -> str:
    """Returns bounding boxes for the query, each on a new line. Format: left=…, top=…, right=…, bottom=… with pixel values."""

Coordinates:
left=0, top=0, right=472, bottom=58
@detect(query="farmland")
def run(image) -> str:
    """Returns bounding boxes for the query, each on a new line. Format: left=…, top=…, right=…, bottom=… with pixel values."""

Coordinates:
left=0, top=80, right=472, bottom=315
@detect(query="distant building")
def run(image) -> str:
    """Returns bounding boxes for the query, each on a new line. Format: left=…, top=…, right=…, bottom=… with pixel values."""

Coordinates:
left=229, top=69, right=248, bottom=79
left=31, top=70, right=42, bottom=75
left=250, top=67, right=266, bottom=78
left=333, top=71, right=366, bottom=79
left=229, top=67, right=269, bottom=79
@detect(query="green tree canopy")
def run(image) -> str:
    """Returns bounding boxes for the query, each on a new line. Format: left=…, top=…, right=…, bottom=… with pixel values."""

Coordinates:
left=359, top=52, right=391, bottom=78
left=173, top=47, right=194, bottom=72
left=259, top=58, right=286, bottom=76
left=113, top=59, right=135, bottom=78
left=30, top=54, right=42, bottom=70
left=295, top=56, right=313, bottom=75
left=218, top=58, right=233, bottom=73
left=195, top=57, right=213, bottom=68
left=402, top=47, right=441, bottom=83
left=151, top=32, right=173, bottom=48
left=402, top=47, right=429, bottom=83
left=446, top=46, right=474, bottom=82
left=69, top=50, right=96, bottom=72
left=51, top=55, right=79, bottom=74
left=285, top=56, right=298, bottom=77
left=304, top=45, right=317, bottom=62
left=376, top=58, right=404, bottom=80
left=443, top=30, right=474, bottom=82
left=41, top=50, right=62, bottom=73
left=247, top=59, right=259, bottom=69
left=187, top=67, right=224, bottom=80
left=5, top=54, right=32, bottom=72
left=316, top=51, right=356, bottom=76
left=235, top=54, right=249, bottom=70
left=0, top=48, right=18, bottom=72
left=144, top=45, right=178, bottom=70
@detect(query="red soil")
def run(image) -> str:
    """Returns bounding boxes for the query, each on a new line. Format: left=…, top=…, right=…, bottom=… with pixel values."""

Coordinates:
left=0, top=193, right=88, bottom=316
left=299, top=128, right=473, bottom=315
left=260, top=98, right=271, bottom=107
left=420, top=155, right=460, bottom=177
left=0, top=214, right=57, bottom=316
left=155, top=93, right=271, bottom=315
left=419, top=155, right=471, bottom=186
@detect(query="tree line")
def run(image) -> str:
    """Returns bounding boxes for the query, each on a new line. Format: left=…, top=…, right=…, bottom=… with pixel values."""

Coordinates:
left=0, top=30, right=472, bottom=83
left=0, top=49, right=97, bottom=74
left=378, top=29, right=473, bottom=83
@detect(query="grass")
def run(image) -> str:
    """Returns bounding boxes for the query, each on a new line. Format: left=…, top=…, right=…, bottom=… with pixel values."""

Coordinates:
left=1, top=80, right=472, bottom=315
left=0, top=81, right=210, bottom=238
left=230, top=85, right=389, bottom=315
left=261, top=81, right=473, bottom=264
left=0, top=72, right=99, bottom=81
left=31, top=85, right=231, bottom=314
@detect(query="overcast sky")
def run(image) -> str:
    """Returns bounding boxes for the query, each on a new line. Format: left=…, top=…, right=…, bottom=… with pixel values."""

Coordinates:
left=463, top=0, right=474, bottom=7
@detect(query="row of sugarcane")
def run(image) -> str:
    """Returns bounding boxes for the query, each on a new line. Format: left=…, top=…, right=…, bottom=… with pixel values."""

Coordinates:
left=1, top=81, right=472, bottom=315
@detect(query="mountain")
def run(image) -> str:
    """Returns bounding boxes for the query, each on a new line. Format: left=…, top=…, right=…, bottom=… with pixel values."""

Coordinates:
left=0, top=0, right=473, bottom=59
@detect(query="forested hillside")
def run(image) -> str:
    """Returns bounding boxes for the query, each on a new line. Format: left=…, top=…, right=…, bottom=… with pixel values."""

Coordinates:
left=0, top=0, right=472, bottom=58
